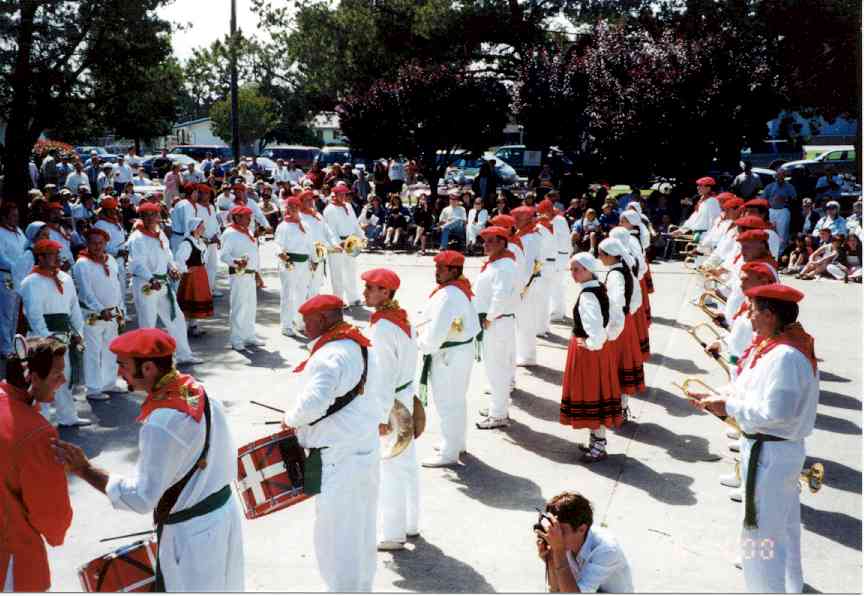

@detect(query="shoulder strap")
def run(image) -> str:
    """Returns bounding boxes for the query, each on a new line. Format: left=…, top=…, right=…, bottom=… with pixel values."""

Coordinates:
left=309, top=346, right=368, bottom=426
left=153, top=393, right=212, bottom=525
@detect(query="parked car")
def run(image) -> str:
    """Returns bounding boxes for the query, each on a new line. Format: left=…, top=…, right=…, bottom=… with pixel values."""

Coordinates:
left=220, top=157, right=277, bottom=179
left=261, top=145, right=321, bottom=170
left=441, top=152, right=519, bottom=187
left=494, top=144, right=574, bottom=179
left=75, top=146, right=119, bottom=165
left=318, top=146, right=352, bottom=168
left=740, top=139, right=802, bottom=170
left=169, top=145, right=233, bottom=162
left=779, top=146, right=857, bottom=178
left=140, top=153, right=201, bottom=178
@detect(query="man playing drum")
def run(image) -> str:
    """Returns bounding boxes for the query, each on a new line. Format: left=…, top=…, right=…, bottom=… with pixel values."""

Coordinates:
left=52, top=328, right=245, bottom=592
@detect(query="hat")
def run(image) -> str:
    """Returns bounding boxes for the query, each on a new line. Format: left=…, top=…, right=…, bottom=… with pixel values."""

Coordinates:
left=433, top=250, right=465, bottom=267
left=723, top=197, right=745, bottom=210
left=232, top=183, right=246, bottom=192
left=478, top=226, right=510, bottom=241
left=100, top=197, right=118, bottom=210
left=32, top=239, right=62, bottom=254
left=716, top=191, right=737, bottom=203
left=229, top=205, right=252, bottom=217
left=738, top=229, right=769, bottom=243
left=196, top=184, right=212, bottom=195
left=332, top=181, right=350, bottom=194
left=298, top=190, right=315, bottom=202
left=284, top=196, right=302, bottom=208
left=734, top=215, right=769, bottom=230
left=511, top=206, right=535, bottom=218
left=570, top=251, right=600, bottom=273
left=489, top=214, right=515, bottom=228
left=78, top=184, right=91, bottom=192
left=298, top=294, right=345, bottom=316
left=109, top=328, right=177, bottom=359
left=620, top=210, right=641, bottom=226
left=448, top=189, right=461, bottom=198
left=826, top=200, right=840, bottom=209
left=86, top=228, right=110, bottom=242
left=48, top=201, right=64, bottom=210
left=44, top=183, right=57, bottom=190
left=744, top=198, right=769, bottom=209
left=137, top=203, right=162, bottom=215
left=598, top=237, right=627, bottom=258
left=802, top=197, right=814, bottom=205
left=58, top=189, right=72, bottom=196
left=360, top=268, right=401, bottom=290
left=741, top=261, right=778, bottom=282
left=744, top=283, right=804, bottom=304
left=537, top=199, right=555, bottom=214
left=696, top=176, right=716, bottom=186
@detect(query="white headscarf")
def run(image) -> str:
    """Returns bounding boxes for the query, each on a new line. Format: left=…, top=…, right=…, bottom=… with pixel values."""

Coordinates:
left=183, top=216, right=206, bottom=250
left=599, top=237, right=635, bottom=269
left=627, top=201, right=643, bottom=215
left=609, top=226, right=642, bottom=261
left=570, top=251, right=601, bottom=274
left=24, top=221, right=47, bottom=247
left=620, top=210, right=642, bottom=226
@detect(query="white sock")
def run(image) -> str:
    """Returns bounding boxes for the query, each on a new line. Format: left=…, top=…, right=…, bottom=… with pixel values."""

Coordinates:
left=594, top=426, right=606, bottom=440
left=622, top=394, right=630, bottom=409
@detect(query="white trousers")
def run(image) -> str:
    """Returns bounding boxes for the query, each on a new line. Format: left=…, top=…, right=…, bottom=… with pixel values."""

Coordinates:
left=379, top=394, right=420, bottom=542
left=327, top=252, right=361, bottom=304
left=483, top=316, right=515, bottom=419
left=515, top=290, right=538, bottom=365
left=116, top=258, right=129, bottom=298
left=315, top=449, right=379, bottom=592
left=82, top=318, right=119, bottom=393
left=739, top=438, right=805, bottom=593
left=769, top=208, right=791, bottom=252
left=0, top=280, right=19, bottom=355
left=549, top=268, right=568, bottom=320
left=2, top=555, right=13, bottom=591
left=40, top=350, right=78, bottom=425
left=308, top=260, right=327, bottom=298
left=429, top=343, right=473, bottom=460
left=131, top=280, right=193, bottom=360
left=279, top=265, right=311, bottom=332
left=204, top=244, right=220, bottom=292
left=536, top=268, right=555, bottom=334
left=159, top=498, right=245, bottom=591
left=229, top=274, right=258, bottom=345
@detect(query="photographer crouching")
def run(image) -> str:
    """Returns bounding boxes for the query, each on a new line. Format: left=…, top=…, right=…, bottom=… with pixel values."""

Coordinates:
left=535, top=492, right=633, bottom=592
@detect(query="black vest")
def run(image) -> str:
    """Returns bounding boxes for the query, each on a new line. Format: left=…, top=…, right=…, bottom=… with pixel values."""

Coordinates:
left=572, top=283, right=610, bottom=339
left=184, top=239, right=204, bottom=267
left=605, top=265, right=634, bottom=315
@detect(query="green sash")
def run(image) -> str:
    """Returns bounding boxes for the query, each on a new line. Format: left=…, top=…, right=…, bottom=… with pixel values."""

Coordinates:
left=418, top=337, right=475, bottom=405
left=44, top=313, right=81, bottom=387
left=304, top=447, right=324, bottom=496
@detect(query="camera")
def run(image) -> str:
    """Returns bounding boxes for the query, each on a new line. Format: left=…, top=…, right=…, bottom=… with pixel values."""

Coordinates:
left=534, top=510, right=553, bottom=540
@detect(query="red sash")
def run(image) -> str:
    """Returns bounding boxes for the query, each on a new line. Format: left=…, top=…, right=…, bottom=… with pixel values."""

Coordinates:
left=137, top=370, right=206, bottom=423
left=78, top=250, right=110, bottom=276
left=429, top=277, right=474, bottom=300
left=30, top=266, right=63, bottom=294
left=294, top=322, right=371, bottom=373
left=480, top=250, right=516, bottom=273
left=371, top=306, right=412, bottom=339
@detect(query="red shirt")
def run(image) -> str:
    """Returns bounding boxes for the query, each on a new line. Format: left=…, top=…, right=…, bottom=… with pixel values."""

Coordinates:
left=0, top=382, right=73, bottom=591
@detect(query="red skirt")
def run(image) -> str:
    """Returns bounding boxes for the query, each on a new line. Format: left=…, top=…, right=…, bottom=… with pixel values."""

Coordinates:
left=634, top=306, right=651, bottom=360
left=177, top=266, right=214, bottom=319
left=560, top=337, right=622, bottom=430
left=645, top=263, right=655, bottom=294
left=639, top=276, right=652, bottom=324
left=615, top=315, right=646, bottom=395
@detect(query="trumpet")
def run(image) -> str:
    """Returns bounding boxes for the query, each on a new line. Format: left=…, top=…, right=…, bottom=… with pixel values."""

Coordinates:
left=342, top=235, right=366, bottom=257
left=450, top=317, right=464, bottom=334
left=687, top=323, right=731, bottom=380
left=734, top=461, right=824, bottom=494
left=313, top=241, right=328, bottom=262
left=697, top=291, right=727, bottom=325
left=672, top=378, right=741, bottom=432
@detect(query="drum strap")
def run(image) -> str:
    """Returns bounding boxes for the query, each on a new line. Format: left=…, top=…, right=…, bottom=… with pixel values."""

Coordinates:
left=94, top=550, right=155, bottom=592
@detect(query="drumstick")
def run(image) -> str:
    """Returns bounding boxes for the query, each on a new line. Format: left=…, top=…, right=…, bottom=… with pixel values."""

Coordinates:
left=99, top=529, right=155, bottom=543
left=250, top=400, right=285, bottom=414
left=253, top=420, right=283, bottom=425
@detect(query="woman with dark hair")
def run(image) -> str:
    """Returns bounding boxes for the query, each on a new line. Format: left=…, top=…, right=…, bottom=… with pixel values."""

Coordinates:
left=411, top=194, right=435, bottom=255
left=323, top=163, right=344, bottom=187
left=372, top=161, right=390, bottom=198
left=491, top=192, right=510, bottom=217
left=383, top=194, right=410, bottom=248
left=827, top=233, right=862, bottom=282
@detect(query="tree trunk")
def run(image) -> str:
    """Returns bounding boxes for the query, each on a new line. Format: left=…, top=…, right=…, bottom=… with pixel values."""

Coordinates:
left=134, top=138, right=141, bottom=155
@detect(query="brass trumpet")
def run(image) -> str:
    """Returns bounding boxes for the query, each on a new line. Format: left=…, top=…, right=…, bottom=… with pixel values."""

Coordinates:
left=687, top=323, right=731, bottom=380
left=697, top=291, right=727, bottom=324
left=672, top=378, right=741, bottom=432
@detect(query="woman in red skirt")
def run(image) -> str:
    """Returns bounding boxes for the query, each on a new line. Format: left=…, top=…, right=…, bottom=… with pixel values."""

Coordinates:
left=620, top=210, right=653, bottom=324
left=611, top=226, right=650, bottom=360
left=598, top=238, right=646, bottom=425
left=560, top=252, right=622, bottom=463
left=174, top=217, right=214, bottom=334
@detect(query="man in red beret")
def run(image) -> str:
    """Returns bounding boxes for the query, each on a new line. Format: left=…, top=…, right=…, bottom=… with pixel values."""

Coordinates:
left=281, top=294, right=380, bottom=590
left=53, top=328, right=245, bottom=591
left=299, top=190, right=328, bottom=302
left=359, top=268, right=420, bottom=551
left=275, top=196, right=313, bottom=338
left=220, top=205, right=265, bottom=350
left=93, top=196, right=129, bottom=298
left=127, top=200, right=201, bottom=365
left=72, top=228, right=126, bottom=401
left=490, top=213, right=529, bottom=288
left=671, top=176, right=721, bottom=240
left=533, top=200, right=558, bottom=335
left=473, top=227, right=518, bottom=429
left=699, top=196, right=746, bottom=269
left=692, top=193, right=741, bottom=258
left=0, top=337, right=74, bottom=591
left=741, top=199, right=781, bottom=259
left=685, top=284, right=816, bottom=593
left=44, top=201, right=74, bottom=268
left=416, top=250, right=480, bottom=467
left=512, top=205, right=543, bottom=366
left=322, top=181, right=364, bottom=306
left=224, top=183, right=272, bottom=237
left=19, top=239, right=89, bottom=427
left=0, top=202, right=26, bottom=358
left=192, top=182, right=223, bottom=297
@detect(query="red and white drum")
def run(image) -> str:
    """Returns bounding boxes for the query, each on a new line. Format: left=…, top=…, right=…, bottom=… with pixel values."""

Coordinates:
left=78, top=538, right=157, bottom=592
left=236, top=428, right=310, bottom=520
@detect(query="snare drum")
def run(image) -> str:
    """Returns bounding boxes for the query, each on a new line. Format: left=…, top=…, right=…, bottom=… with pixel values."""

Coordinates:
left=236, top=429, right=310, bottom=519
left=78, top=538, right=157, bottom=592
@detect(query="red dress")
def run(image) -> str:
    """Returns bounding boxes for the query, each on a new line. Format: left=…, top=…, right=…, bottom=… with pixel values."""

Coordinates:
left=639, top=275, right=652, bottom=324
left=560, top=285, right=623, bottom=430
left=0, top=383, right=73, bottom=591
left=176, top=239, right=214, bottom=319
left=605, top=267, right=646, bottom=395
left=634, top=304, right=651, bottom=360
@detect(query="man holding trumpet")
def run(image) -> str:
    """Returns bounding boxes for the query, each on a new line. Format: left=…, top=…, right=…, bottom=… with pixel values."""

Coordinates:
left=684, top=283, right=818, bottom=593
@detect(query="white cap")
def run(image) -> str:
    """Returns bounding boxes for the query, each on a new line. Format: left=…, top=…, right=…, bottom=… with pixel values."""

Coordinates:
left=620, top=210, right=642, bottom=226
left=570, top=251, right=600, bottom=273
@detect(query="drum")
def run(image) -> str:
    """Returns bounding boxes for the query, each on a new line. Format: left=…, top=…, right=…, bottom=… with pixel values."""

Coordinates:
left=236, top=429, right=310, bottom=520
left=78, top=538, right=157, bottom=592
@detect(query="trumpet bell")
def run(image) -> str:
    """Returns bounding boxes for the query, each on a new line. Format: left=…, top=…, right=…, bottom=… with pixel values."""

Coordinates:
left=381, top=400, right=414, bottom=459
left=801, top=462, right=825, bottom=493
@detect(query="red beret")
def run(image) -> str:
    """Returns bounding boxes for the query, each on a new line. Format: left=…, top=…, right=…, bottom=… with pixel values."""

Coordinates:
left=745, top=283, right=804, bottom=304
left=232, top=183, right=246, bottom=192
left=696, top=176, right=716, bottom=186
left=86, top=228, right=110, bottom=242
left=229, top=205, right=252, bottom=217
left=723, top=197, right=745, bottom=210
left=479, top=226, right=510, bottom=241
left=109, top=328, right=176, bottom=359
left=298, top=190, right=316, bottom=202
left=490, top=214, right=515, bottom=228
left=433, top=250, right=465, bottom=267
left=744, top=198, right=769, bottom=209
left=197, top=184, right=212, bottom=195
left=137, top=203, right=162, bottom=215
left=48, top=202, right=64, bottom=210
left=100, top=197, right=118, bottom=210
left=716, top=192, right=738, bottom=203
left=741, top=261, right=777, bottom=281
left=284, top=196, right=302, bottom=208
left=332, top=181, right=350, bottom=194
left=738, top=229, right=769, bottom=243
left=298, top=294, right=345, bottom=316
left=33, top=239, right=62, bottom=254
left=537, top=199, right=555, bottom=214
left=511, top=206, right=536, bottom=218
left=734, top=215, right=769, bottom=230
left=360, top=268, right=401, bottom=290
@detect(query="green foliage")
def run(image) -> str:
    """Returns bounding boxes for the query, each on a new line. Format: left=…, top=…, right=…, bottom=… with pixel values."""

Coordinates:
left=209, top=85, right=280, bottom=152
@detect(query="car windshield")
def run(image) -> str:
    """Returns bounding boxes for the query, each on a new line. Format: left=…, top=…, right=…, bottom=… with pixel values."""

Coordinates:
left=320, top=150, right=351, bottom=166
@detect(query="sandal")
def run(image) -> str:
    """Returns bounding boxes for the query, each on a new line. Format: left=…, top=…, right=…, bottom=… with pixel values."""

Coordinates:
left=581, top=441, right=608, bottom=463
left=577, top=434, right=606, bottom=453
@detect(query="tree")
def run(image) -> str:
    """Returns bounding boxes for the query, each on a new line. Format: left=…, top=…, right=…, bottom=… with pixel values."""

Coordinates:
left=210, top=85, right=280, bottom=154
left=337, top=64, right=510, bottom=193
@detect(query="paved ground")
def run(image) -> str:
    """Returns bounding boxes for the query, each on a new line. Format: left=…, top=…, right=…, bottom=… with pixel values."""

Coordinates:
left=43, top=242, right=861, bottom=592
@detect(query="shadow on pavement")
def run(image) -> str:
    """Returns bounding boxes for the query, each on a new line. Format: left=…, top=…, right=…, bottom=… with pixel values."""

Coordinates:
left=385, top=535, right=496, bottom=593
left=649, top=315, right=689, bottom=331
left=586, top=455, right=698, bottom=506
left=649, top=353, right=709, bottom=375
left=59, top=393, right=143, bottom=459
left=818, top=390, right=862, bottom=411
left=819, top=370, right=851, bottom=383
left=510, top=389, right=561, bottom=423
left=523, top=364, right=563, bottom=386
left=537, top=332, right=569, bottom=347
left=806, top=456, right=862, bottom=495
left=618, top=421, right=722, bottom=464
left=801, top=504, right=862, bottom=551
left=443, top=452, right=546, bottom=513
left=649, top=387, right=706, bottom=419
left=814, top=412, right=862, bottom=435
left=242, top=347, right=292, bottom=370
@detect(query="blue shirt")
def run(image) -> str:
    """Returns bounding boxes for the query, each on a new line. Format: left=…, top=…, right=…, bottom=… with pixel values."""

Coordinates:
left=762, top=181, right=797, bottom=209
left=812, top=215, right=848, bottom=237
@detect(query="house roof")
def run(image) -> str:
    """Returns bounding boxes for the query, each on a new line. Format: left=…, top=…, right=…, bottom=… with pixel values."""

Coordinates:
left=173, top=117, right=211, bottom=129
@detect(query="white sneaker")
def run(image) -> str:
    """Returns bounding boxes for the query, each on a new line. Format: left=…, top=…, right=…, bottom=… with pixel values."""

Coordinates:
left=246, top=338, right=266, bottom=347
left=729, top=488, right=743, bottom=502
left=177, top=355, right=204, bottom=365
left=212, top=291, right=224, bottom=298
left=421, top=455, right=459, bottom=468
left=476, top=416, right=510, bottom=429
left=377, top=540, right=406, bottom=551
left=58, top=417, right=93, bottom=428
left=86, top=392, right=111, bottom=401
left=719, top=473, right=741, bottom=488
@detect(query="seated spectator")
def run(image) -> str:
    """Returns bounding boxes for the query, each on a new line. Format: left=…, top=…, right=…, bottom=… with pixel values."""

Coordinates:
left=563, top=198, right=583, bottom=227
left=359, top=195, right=385, bottom=245
left=571, top=208, right=602, bottom=253
left=491, top=193, right=510, bottom=218
left=655, top=213, right=673, bottom=259
left=523, top=192, right=537, bottom=208
left=800, top=197, right=821, bottom=236
left=781, top=234, right=812, bottom=274
left=812, top=200, right=847, bottom=237
left=847, top=199, right=862, bottom=237
left=411, top=194, right=435, bottom=255
left=261, top=192, right=281, bottom=232
left=437, top=191, right=467, bottom=250
left=798, top=233, right=844, bottom=280
left=466, top=196, right=489, bottom=250
left=827, top=233, right=862, bottom=282
left=598, top=201, right=619, bottom=233
left=383, top=194, right=411, bottom=248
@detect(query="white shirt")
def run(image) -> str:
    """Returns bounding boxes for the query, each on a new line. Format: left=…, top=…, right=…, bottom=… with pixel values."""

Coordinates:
left=552, top=214, right=572, bottom=269
left=194, top=203, right=222, bottom=242
left=300, top=210, right=330, bottom=249
left=283, top=338, right=380, bottom=465
left=275, top=219, right=313, bottom=262
left=472, top=256, right=518, bottom=320
left=322, top=202, right=363, bottom=242
left=94, top=219, right=128, bottom=259
left=127, top=227, right=175, bottom=281
left=71, top=202, right=96, bottom=222
left=603, top=267, right=628, bottom=341
left=682, top=195, right=722, bottom=232
left=536, top=223, right=556, bottom=272
left=467, top=208, right=488, bottom=229
left=73, top=255, right=123, bottom=313
left=388, top=161, right=406, bottom=181
left=106, top=397, right=237, bottom=515
left=575, top=280, right=607, bottom=351
left=64, top=171, right=90, bottom=192
left=46, top=226, right=75, bottom=266
left=366, top=317, right=418, bottom=424
left=170, top=199, right=195, bottom=236
left=286, top=168, right=304, bottom=185
left=566, top=526, right=634, bottom=593
left=20, top=270, right=84, bottom=337
left=439, top=205, right=467, bottom=224
left=114, top=164, right=133, bottom=184
left=225, top=200, right=270, bottom=235
left=508, top=240, right=529, bottom=290
left=517, top=229, right=541, bottom=284
left=726, top=309, right=753, bottom=360
left=173, top=237, right=206, bottom=274
left=416, top=285, right=480, bottom=355
left=0, top=226, right=27, bottom=275
left=11, top=249, right=35, bottom=291
left=220, top=227, right=260, bottom=272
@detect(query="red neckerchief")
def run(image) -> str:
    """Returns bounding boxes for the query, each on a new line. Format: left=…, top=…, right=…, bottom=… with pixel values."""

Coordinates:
left=371, top=303, right=412, bottom=339
left=98, top=213, right=123, bottom=230
left=133, top=221, right=164, bottom=248
left=47, top=223, right=71, bottom=241
left=481, top=250, right=516, bottom=273
left=284, top=213, right=305, bottom=233
left=509, top=235, right=523, bottom=251
left=429, top=276, right=474, bottom=300
left=737, top=323, right=817, bottom=376
left=137, top=370, right=206, bottom=423
left=537, top=218, right=553, bottom=232
left=229, top=223, right=256, bottom=243
left=332, top=199, right=350, bottom=215
left=31, top=266, right=63, bottom=294
left=733, top=252, right=742, bottom=263
left=514, top=222, right=537, bottom=239
left=301, top=206, right=322, bottom=221
left=294, top=322, right=371, bottom=373
left=78, top=249, right=110, bottom=276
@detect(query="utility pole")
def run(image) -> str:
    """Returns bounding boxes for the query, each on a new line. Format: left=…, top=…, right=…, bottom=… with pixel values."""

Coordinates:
left=230, top=0, right=241, bottom=165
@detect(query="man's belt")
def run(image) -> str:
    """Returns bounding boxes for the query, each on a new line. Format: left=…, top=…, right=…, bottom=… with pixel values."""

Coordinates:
left=474, top=313, right=513, bottom=362
left=148, top=274, right=177, bottom=321
left=418, top=337, right=475, bottom=404
left=228, top=267, right=258, bottom=275
left=280, top=253, right=310, bottom=270
left=44, top=313, right=82, bottom=386
left=742, top=432, right=787, bottom=529
left=545, top=258, right=556, bottom=262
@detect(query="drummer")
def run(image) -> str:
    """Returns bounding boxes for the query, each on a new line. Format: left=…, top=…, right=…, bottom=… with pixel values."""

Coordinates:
left=52, top=328, right=245, bottom=591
